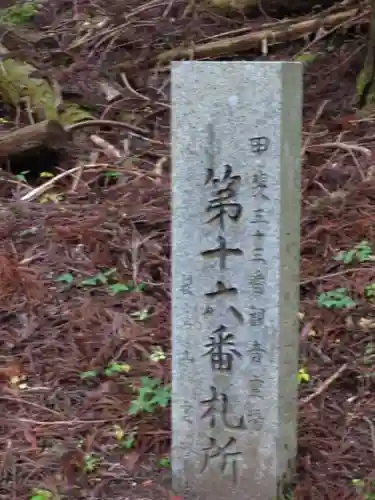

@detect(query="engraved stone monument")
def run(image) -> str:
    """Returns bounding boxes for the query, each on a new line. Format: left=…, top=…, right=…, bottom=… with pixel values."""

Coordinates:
left=171, top=61, right=302, bottom=500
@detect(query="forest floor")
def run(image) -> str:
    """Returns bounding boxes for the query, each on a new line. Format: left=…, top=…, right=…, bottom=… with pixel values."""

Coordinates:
left=0, top=0, right=375, bottom=499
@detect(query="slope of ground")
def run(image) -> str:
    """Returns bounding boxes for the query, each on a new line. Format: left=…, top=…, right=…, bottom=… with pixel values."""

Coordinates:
left=1, top=0, right=375, bottom=499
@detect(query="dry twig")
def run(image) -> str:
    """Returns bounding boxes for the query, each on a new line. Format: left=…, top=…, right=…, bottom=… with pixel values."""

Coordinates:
left=299, top=363, right=348, bottom=407
left=309, top=141, right=372, bottom=157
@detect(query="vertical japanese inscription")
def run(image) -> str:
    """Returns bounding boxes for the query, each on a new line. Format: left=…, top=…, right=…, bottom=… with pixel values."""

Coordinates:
left=198, top=124, right=245, bottom=483
left=205, top=165, right=242, bottom=230
left=172, top=60, right=302, bottom=500
left=200, top=386, right=246, bottom=429
left=203, top=326, right=242, bottom=372
left=200, top=437, right=241, bottom=484
left=247, top=135, right=271, bottom=433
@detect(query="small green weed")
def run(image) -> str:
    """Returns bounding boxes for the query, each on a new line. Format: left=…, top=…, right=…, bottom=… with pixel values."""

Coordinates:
left=55, top=269, right=145, bottom=296
left=81, top=268, right=116, bottom=286
left=297, top=368, right=310, bottom=384
left=40, top=171, right=55, bottom=179
left=80, top=370, right=98, bottom=380
left=103, top=171, right=121, bottom=178
left=16, top=170, right=30, bottom=182
left=128, top=376, right=171, bottom=415
left=0, top=2, right=39, bottom=25
left=113, top=425, right=137, bottom=449
left=365, top=282, right=375, bottom=299
left=83, top=453, right=99, bottom=473
left=55, top=272, right=74, bottom=284
left=121, top=433, right=136, bottom=449
left=107, top=282, right=145, bottom=295
left=158, top=456, right=171, bottom=468
left=334, top=240, right=374, bottom=264
left=29, top=489, right=53, bottom=500
left=104, top=361, right=131, bottom=376
left=149, top=346, right=166, bottom=362
left=316, top=288, right=356, bottom=309
left=80, top=361, right=131, bottom=380
left=81, top=269, right=144, bottom=295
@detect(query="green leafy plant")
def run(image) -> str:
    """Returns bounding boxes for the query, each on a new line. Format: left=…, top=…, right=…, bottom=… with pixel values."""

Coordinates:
left=103, top=171, right=121, bottom=178
left=80, top=361, right=131, bottom=380
left=40, top=171, right=55, bottom=179
left=107, top=282, right=131, bottom=295
left=113, top=425, right=137, bottom=449
left=55, top=272, right=74, bottom=284
left=334, top=240, right=374, bottom=264
left=16, top=170, right=30, bottom=182
left=104, top=361, right=131, bottom=376
left=80, top=370, right=98, bottom=380
left=297, top=368, right=310, bottom=384
left=0, top=2, right=39, bottom=25
left=29, top=489, right=53, bottom=500
left=121, top=432, right=136, bottom=449
left=128, top=377, right=171, bottom=415
left=79, top=268, right=145, bottom=296
left=81, top=268, right=117, bottom=287
left=83, top=453, right=99, bottom=473
left=158, top=456, right=171, bottom=468
left=55, top=269, right=145, bottom=296
left=149, top=346, right=166, bottom=362
left=107, top=281, right=145, bottom=295
left=365, top=282, right=375, bottom=299
left=316, top=288, right=356, bottom=309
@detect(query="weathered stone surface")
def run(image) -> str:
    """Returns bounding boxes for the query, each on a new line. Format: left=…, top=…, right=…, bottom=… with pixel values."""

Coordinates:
left=171, top=61, right=302, bottom=500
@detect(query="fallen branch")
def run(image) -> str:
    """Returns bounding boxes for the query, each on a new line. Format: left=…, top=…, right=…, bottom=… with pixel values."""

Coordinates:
left=300, top=267, right=367, bottom=286
left=309, top=141, right=372, bottom=156
left=20, top=165, right=82, bottom=202
left=0, top=120, right=69, bottom=158
left=89, top=134, right=122, bottom=160
left=20, top=162, right=116, bottom=202
left=156, top=7, right=368, bottom=64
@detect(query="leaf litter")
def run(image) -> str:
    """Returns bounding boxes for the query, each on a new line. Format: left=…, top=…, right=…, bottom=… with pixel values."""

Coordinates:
left=0, top=0, right=375, bottom=498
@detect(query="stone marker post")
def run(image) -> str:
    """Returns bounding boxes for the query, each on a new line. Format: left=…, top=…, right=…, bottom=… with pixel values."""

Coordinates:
left=171, top=61, right=302, bottom=500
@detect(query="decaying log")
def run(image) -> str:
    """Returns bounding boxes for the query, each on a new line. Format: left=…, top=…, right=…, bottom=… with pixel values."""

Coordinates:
left=0, top=120, right=70, bottom=158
